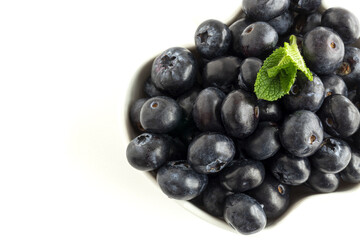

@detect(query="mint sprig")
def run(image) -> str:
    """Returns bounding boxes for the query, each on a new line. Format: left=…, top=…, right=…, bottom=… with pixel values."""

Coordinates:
left=254, top=35, right=313, bottom=101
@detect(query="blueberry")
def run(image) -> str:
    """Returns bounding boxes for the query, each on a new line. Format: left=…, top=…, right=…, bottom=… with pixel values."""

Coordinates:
left=340, top=149, right=360, bottom=183
left=247, top=175, right=290, bottom=219
left=336, top=47, right=360, bottom=89
left=224, top=193, right=267, bottom=235
left=202, top=56, right=242, bottom=93
left=322, top=7, right=360, bottom=45
left=219, top=159, right=265, bottom=192
left=144, top=77, right=166, bottom=97
left=317, top=94, right=360, bottom=138
left=322, top=74, right=348, bottom=98
left=303, top=27, right=345, bottom=75
left=244, top=122, right=281, bottom=161
left=140, top=96, right=182, bottom=133
left=177, top=87, right=201, bottom=122
left=258, top=100, right=283, bottom=122
left=293, top=13, right=321, bottom=35
left=126, top=133, right=171, bottom=171
left=192, top=87, right=225, bottom=132
left=195, top=19, right=231, bottom=59
left=283, top=73, right=325, bottom=112
left=290, top=0, right=321, bottom=14
left=280, top=110, right=323, bottom=157
left=129, top=98, right=147, bottom=132
left=229, top=18, right=253, bottom=56
left=221, top=89, right=260, bottom=139
left=270, top=151, right=311, bottom=185
left=242, top=0, right=290, bottom=21
left=238, top=57, right=263, bottom=92
left=151, top=47, right=197, bottom=96
left=268, top=10, right=294, bottom=36
left=156, top=161, right=208, bottom=200
left=202, top=179, right=232, bottom=217
left=310, top=137, right=352, bottom=174
left=188, top=133, right=235, bottom=174
left=307, top=169, right=340, bottom=193
left=239, top=22, right=279, bottom=58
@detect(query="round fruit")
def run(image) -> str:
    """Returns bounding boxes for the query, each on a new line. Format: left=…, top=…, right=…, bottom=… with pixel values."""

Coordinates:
left=157, top=161, right=208, bottom=200
left=195, top=19, right=231, bottom=59
left=224, top=193, right=267, bottom=235
left=280, top=110, right=324, bottom=157
left=322, top=7, right=360, bottom=45
left=140, top=96, right=182, bottom=133
left=242, top=0, right=290, bottom=21
left=151, top=47, right=197, bottom=96
left=303, top=27, right=345, bottom=75
left=221, top=89, right=259, bottom=139
left=188, top=133, right=235, bottom=174
left=317, top=94, right=360, bottom=138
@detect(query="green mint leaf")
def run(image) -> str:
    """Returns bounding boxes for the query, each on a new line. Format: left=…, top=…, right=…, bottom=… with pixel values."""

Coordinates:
left=284, top=35, right=313, bottom=81
left=254, top=35, right=313, bottom=101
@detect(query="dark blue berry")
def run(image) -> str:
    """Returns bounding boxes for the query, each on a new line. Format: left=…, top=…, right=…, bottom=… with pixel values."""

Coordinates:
left=156, top=161, right=208, bottom=200
left=309, top=137, right=352, bottom=174
left=258, top=100, right=283, bottom=122
left=239, top=22, right=279, bottom=58
left=270, top=151, right=311, bottom=185
left=322, top=74, right=348, bottom=98
left=283, top=73, right=325, bottom=112
left=244, top=122, right=281, bottom=161
left=290, top=0, right=321, bottom=14
left=224, top=193, right=267, bottom=235
left=243, top=0, right=290, bottom=21
left=202, top=56, right=242, bottom=93
left=192, top=87, right=225, bottom=132
left=293, top=13, right=321, bottom=35
left=221, top=89, right=260, bottom=139
left=247, top=175, right=290, bottom=219
left=140, top=96, right=182, bottom=133
left=303, top=27, right=345, bottom=75
left=129, top=98, right=147, bottom=132
left=238, top=57, right=262, bottom=92
left=126, top=133, right=171, bottom=171
left=340, top=149, right=360, bottom=183
left=151, top=47, right=196, bottom=96
left=317, top=94, right=360, bottom=138
left=202, top=179, right=232, bottom=217
left=229, top=18, right=253, bottom=57
left=280, top=110, right=324, bottom=157
left=322, top=7, right=360, bottom=45
left=195, top=19, right=231, bottom=59
left=268, top=10, right=294, bottom=36
left=188, top=133, right=235, bottom=174
left=219, top=159, right=265, bottom=192
left=307, top=169, right=340, bottom=193
left=336, top=47, right=360, bottom=89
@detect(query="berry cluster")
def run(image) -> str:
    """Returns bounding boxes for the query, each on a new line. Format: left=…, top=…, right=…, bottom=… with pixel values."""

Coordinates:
left=127, top=0, right=360, bottom=235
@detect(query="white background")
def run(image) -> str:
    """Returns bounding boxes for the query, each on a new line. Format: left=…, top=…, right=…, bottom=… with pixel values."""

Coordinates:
left=1, top=0, right=360, bottom=239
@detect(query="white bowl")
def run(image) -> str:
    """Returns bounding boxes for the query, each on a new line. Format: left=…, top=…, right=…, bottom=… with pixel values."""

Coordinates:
left=122, top=0, right=360, bottom=236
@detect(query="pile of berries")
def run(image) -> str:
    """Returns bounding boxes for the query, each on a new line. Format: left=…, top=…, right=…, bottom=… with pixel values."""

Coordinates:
left=126, top=0, right=360, bottom=235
